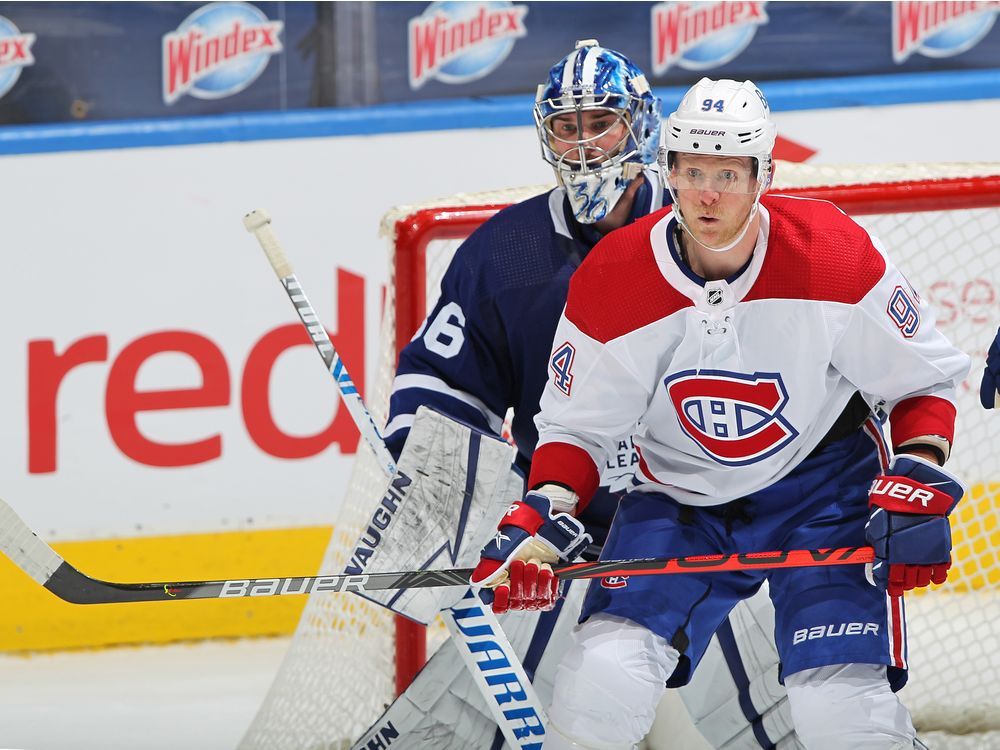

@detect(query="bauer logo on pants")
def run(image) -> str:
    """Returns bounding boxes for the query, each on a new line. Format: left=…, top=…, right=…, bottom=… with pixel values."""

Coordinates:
left=665, top=369, right=798, bottom=465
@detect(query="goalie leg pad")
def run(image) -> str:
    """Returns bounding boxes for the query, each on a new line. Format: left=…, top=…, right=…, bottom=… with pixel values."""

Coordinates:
left=784, top=663, right=916, bottom=750
left=548, top=614, right=679, bottom=749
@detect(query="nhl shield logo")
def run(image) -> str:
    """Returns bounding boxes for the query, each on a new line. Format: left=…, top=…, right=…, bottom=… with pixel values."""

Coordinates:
left=665, top=369, right=798, bottom=465
left=707, top=287, right=724, bottom=306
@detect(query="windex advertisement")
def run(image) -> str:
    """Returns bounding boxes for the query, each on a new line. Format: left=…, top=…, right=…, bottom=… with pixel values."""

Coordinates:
left=407, top=1, right=528, bottom=89
left=0, top=13, right=34, bottom=101
left=892, top=0, right=1000, bottom=62
left=375, top=0, right=1000, bottom=103
left=162, top=2, right=284, bottom=105
left=0, top=2, right=998, bottom=122
left=650, top=1, right=770, bottom=75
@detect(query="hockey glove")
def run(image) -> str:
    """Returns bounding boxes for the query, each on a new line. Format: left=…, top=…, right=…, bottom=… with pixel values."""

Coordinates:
left=980, top=326, right=1000, bottom=409
left=864, top=454, right=966, bottom=597
left=470, top=490, right=591, bottom=614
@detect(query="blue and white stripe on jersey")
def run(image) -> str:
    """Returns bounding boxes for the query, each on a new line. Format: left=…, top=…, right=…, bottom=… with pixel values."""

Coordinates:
left=384, top=374, right=506, bottom=444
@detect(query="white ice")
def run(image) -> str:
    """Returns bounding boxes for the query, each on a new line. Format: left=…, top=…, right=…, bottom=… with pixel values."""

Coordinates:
left=0, top=637, right=290, bottom=750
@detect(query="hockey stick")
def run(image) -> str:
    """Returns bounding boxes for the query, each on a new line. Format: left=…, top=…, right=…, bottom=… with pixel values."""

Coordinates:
left=242, top=210, right=397, bottom=474
left=241, top=209, right=548, bottom=747
left=0, top=504, right=874, bottom=604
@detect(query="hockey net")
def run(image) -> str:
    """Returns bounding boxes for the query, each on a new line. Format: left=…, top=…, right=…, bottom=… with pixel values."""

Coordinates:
left=239, top=162, right=1000, bottom=750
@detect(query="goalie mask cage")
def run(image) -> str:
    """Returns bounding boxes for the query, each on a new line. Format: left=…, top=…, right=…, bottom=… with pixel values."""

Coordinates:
left=239, top=163, right=1000, bottom=750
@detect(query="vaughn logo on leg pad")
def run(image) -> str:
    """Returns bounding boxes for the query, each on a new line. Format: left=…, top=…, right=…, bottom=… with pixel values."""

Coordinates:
left=792, top=622, right=879, bottom=644
left=345, top=472, right=413, bottom=574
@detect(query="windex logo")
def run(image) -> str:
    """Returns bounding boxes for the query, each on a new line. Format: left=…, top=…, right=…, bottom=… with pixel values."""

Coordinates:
left=0, top=15, right=35, bottom=100
left=793, top=622, right=879, bottom=644
left=408, top=1, right=528, bottom=89
left=651, top=1, right=769, bottom=75
left=893, top=1, right=1000, bottom=63
left=162, top=2, right=283, bottom=105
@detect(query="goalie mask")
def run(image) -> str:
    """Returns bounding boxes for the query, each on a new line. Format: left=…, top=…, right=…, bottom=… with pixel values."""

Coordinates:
left=660, top=77, right=777, bottom=252
left=534, top=39, right=661, bottom=224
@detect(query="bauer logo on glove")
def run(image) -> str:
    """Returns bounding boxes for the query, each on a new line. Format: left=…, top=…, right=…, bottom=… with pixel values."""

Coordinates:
left=864, top=454, right=966, bottom=597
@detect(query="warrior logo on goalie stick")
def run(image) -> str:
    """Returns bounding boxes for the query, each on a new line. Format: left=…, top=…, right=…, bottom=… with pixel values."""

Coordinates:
left=665, top=369, right=798, bottom=465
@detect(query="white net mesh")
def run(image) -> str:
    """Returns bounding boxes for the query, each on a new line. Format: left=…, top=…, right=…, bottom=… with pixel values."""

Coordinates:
left=239, top=163, right=1000, bottom=750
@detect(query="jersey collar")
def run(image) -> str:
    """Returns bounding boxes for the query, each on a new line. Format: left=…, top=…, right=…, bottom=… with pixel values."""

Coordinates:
left=650, top=205, right=772, bottom=312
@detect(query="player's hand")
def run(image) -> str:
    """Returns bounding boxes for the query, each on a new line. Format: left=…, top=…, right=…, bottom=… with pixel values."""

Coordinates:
left=470, top=491, right=591, bottom=614
left=864, top=454, right=965, bottom=597
left=980, top=326, right=1000, bottom=409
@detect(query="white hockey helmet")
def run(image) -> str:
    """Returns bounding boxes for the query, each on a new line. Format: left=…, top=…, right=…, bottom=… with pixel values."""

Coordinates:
left=660, top=78, right=776, bottom=251
left=534, top=39, right=661, bottom=224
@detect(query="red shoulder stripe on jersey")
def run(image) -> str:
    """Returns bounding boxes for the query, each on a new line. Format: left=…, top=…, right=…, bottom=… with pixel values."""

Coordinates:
left=528, top=441, right=601, bottom=510
left=889, top=395, right=956, bottom=451
left=744, top=196, right=886, bottom=305
left=565, top=208, right=691, bottom=344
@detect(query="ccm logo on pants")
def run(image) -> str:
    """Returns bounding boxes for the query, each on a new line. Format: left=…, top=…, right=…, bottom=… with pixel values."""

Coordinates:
left=793, top=622, right=879, bottom=644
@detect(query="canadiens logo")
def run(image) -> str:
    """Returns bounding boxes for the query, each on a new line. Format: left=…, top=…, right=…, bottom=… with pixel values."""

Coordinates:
left=601, top=576, right=629, bottom=589
left=0, top=15, right=35, bottom=100
left=665, top=369, right=798, bottom=465
left=408, top=1, right=528, bottom=89
left=893, top=1, right=999, bottom=63
left=162, top=2, right=283, bottom=105
left=651, top=1, right=769, bottom=75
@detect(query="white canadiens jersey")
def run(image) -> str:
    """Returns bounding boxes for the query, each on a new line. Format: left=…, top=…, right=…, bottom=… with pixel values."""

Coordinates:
left=530, top=196, right=971, bottom=507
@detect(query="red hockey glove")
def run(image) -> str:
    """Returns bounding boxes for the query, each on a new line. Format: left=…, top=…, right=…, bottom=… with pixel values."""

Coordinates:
left=470, top=490, right=591, bottom=614
left=864, top=455, right=965, bottom=597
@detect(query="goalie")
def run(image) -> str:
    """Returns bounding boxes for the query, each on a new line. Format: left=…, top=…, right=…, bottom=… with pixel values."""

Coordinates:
left=362, top=41, right=802, bottom=750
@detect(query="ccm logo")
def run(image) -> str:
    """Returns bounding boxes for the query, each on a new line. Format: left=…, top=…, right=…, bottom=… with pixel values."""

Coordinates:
left=869, top=479, right=935, bottom=508
left=793, top=622, right=879, bottom=644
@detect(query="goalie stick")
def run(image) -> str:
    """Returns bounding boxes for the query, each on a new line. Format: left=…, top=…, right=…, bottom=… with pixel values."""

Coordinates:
left=241, top=209, right=548, bottom=748
left=0, top=504, right=874, bottom=604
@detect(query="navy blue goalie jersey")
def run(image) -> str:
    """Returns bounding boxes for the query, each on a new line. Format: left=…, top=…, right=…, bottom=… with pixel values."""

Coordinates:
left=384, top=172, right=668, bottom=536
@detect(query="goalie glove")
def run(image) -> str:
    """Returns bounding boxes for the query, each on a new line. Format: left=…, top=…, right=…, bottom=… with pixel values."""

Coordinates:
left=864, top=454, right=966, bottom=597
left=981, top=325, right=1000, bottom=409
left=470, top=488, right=591, bottom=614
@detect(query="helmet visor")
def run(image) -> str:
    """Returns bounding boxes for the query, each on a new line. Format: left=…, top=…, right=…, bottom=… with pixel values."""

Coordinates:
left=667, top=157, right=758, bottom=195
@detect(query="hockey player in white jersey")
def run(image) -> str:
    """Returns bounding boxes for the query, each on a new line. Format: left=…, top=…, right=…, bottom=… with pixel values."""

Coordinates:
left=367, top=46, right=801, bottom=749
left=471, top=77, right=971, bottom=749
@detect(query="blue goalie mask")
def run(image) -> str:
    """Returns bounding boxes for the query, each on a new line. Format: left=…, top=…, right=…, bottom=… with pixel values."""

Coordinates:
left=534, top=39, right=662, bottom=224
